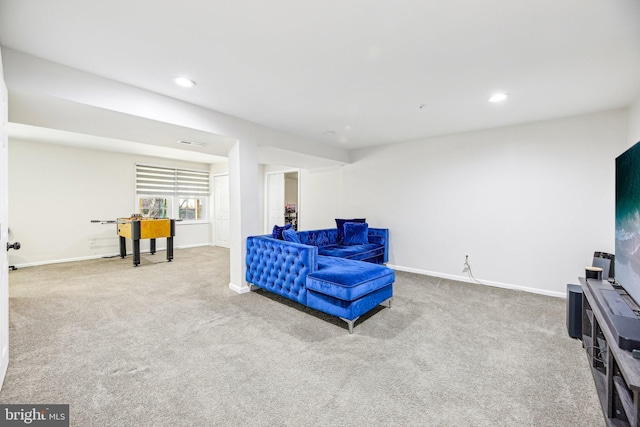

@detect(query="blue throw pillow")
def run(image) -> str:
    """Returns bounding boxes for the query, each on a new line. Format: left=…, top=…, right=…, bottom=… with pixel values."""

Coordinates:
left=282, top=227, right=301, bottom=243
left=343, top=222, right=369, bottom=245
left=335, top=218, right=366, bottom=244
left=272, top=223, right=292, bottom=240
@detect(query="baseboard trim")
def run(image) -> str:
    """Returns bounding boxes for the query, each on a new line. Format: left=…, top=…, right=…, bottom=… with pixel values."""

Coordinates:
left=176, top=243, right=212, bottom=250
left=229, top=282, right=251, bottom=294
left=11, top=244, right=211, bottom=269
left=387, top=264, right=565, bottom=299
left=13, top=254, right=117, bottom=269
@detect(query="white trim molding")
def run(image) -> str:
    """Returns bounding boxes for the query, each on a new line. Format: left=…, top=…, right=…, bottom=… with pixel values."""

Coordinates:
left=229, top=282, right=251, bottom=294
left=387, top=264, right=566, bottom=299
left=11, top=243, right=213, bottom=269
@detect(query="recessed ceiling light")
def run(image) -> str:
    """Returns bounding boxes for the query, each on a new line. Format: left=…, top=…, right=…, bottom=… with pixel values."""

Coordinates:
left=174, top=77, right=196, bottom=88
left=488, top=93, right=508, bottom=103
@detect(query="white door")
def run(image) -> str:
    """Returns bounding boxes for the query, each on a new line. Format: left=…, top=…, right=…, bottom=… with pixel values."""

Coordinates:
left=214, top=174, right=230, bottom=248
left=267, top=173, right=285, bottom=232
left=0, top=58, right=9, bottom=389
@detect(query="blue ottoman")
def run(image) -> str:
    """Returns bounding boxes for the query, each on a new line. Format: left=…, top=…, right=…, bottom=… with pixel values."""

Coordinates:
left=306, top=256, right=394, bottom=333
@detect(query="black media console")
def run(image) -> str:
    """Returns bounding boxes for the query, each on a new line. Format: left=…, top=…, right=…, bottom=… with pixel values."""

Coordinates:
left=589, top=278, right=640, bottom=352
left=580, top=277, right=640, bottom=426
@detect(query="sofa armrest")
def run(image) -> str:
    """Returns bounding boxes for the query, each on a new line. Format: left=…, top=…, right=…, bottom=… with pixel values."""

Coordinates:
left=368, top=228, right=389, bottom=263
left=368, top=234, right=386, bottom=246
left=245, top=235, right=318, bottom=304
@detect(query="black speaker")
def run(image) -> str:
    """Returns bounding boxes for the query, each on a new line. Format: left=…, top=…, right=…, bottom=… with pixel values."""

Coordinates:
left=593, top=251, right=615, bottom=279
left=566, top=284, right=583, bottom=339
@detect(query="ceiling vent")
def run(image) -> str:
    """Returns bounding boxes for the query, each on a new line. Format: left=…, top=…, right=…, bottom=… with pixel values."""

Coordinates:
left=177, top=139, right=207, bottom=147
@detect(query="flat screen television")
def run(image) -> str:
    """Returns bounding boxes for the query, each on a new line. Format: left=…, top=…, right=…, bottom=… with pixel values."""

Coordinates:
left=615, top=141, right=640, bottom=310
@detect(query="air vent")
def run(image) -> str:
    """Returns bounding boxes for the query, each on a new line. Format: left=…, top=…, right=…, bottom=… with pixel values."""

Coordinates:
left=177, top=139, right=207, bottom=147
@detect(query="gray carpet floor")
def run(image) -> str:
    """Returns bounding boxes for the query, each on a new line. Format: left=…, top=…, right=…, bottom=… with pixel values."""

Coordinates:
left=0, top=246, right=602, bottom=426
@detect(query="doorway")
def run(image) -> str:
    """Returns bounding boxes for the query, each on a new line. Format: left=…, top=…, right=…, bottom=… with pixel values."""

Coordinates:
left=284, top=172, right=299, bottom=230
left=265, top=170, right=299, bottom=233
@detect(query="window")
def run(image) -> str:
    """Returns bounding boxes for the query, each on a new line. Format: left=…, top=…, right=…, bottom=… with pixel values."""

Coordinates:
left=136, top=164, right=209, bottom=222
left=178, top=198, right=202, bottom=220
left=140, top=197, right=169, bottom=218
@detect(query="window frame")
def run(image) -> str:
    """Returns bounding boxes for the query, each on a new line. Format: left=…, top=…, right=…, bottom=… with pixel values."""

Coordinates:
left=135, top=164, right=210, bottom=224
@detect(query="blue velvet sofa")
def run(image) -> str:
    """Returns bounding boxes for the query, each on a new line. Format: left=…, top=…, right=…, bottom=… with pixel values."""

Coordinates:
left=246, top=226, right=394, bottom=333
left=294, top=227, right=389, bottom=264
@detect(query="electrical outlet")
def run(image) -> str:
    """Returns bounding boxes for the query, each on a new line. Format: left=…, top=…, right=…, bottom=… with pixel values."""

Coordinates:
left=462, top=254, right=469, bottom=272
left=89, top=238, right=96, bottom=246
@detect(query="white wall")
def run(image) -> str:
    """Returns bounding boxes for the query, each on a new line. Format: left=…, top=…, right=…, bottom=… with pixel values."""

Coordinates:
left=298, top=167, right=344, bottom=230
left=316, top=109, right=628, bottom=297
left=246, top=108, right=630, bottom=297
left=628, top=97, right=640, bottom=147
left=258, top=164, right=265, bottom=232
left=8, top=139, right=213, bottom=267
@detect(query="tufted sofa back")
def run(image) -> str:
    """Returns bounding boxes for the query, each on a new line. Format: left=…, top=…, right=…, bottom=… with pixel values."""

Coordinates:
left=246, top=235, right=318, bottom=304
left=296, top=229, right=338, bottom=247
left=300, top=227, right=389, bottom=263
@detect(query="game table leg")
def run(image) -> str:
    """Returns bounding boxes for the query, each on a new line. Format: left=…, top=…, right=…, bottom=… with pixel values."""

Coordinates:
left=133, top=239, right=141, bottom=266
left=119, top=236, right=126, bottom=258
left=166, top=237, right=174, bottom=262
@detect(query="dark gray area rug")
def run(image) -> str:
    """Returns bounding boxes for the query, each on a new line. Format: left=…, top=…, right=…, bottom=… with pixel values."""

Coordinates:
left=0, top=247, right=602, bottom=426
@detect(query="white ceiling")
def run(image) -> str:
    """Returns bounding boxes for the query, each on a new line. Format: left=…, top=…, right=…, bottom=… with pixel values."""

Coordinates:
left=1, top=0, right=639, bottom=151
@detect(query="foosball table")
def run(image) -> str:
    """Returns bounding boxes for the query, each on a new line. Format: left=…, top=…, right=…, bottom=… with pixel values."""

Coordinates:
left=116, top=216, right=175, bottom=266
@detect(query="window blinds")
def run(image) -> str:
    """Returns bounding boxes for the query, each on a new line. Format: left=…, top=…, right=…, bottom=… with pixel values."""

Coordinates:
left=136, top=164, right=209, bottom=196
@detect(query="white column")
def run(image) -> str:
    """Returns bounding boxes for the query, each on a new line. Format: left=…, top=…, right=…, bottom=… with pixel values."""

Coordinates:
left=228, top=139, right=259, bottom=293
